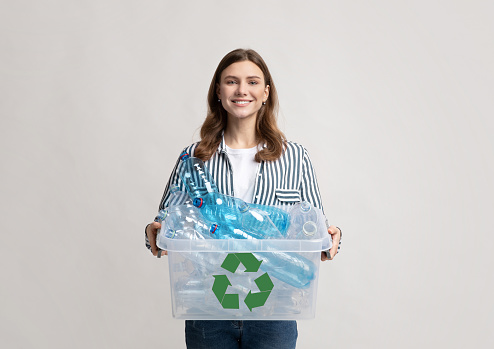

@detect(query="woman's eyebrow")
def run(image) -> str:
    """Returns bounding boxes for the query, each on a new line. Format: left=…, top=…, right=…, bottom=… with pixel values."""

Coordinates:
left=223, top=75, right=262, bottom=80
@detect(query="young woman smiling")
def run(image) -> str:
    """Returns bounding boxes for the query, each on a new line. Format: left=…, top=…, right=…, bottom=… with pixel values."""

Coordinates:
left=145, top=48, right=341, bottom=349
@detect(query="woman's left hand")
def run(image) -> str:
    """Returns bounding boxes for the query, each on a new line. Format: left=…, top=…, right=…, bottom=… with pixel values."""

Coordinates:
left=321, top=225, right=341, bottom=261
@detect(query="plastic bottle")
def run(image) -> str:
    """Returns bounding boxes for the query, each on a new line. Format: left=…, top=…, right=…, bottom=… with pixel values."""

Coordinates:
left=193, top=197, right=283, bottom=239
left=207, top=225, right=316, bottom=289
left=173, top=273, right=219, bottom=314
left=253, top=251, right=316, bottom=289
left=178, top=152, right=218, bottom=198
left=178, top=152, right=290, bottom=235
left=156, top=206, right=220, bottom=273
left=249, top=203, right=290, bottom=235
left=158, top=208, right=316, bottom=289
left=287, top=201, right=319, bottom=240
left=168, top=184, right=192, bottom=205
left=157, top=204, right=217, bottom=240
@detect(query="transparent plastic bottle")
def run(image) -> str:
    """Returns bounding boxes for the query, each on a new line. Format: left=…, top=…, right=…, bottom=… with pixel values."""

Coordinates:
left=193, top=197, right=283, bottom=239
left=178, top=152, right=290, bottom=235
left=178, top=151, right=218, bottom=198
left=253, top=251, right=316, bottom=289
left=249, top=203, right=290, bottom=235
left=287, top=201, right=319, bottom=240
left=157, top=206, right=221, bottom=273
left=206, top=225, right=316, bottom=289
left=158, top=209, right=316, bottom=289
left=168, top=184, right=192, bottom=205
left=173, top=272, right=219, bottom=314
left=158, top=204, right=217, bottom=240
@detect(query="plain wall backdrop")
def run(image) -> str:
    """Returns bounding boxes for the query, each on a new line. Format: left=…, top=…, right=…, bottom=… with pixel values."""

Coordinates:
left=1, top=1, right=493, bottom=348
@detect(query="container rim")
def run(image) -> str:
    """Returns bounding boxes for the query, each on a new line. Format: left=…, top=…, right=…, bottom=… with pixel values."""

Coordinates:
left=157, top=234, right=331, bottom=253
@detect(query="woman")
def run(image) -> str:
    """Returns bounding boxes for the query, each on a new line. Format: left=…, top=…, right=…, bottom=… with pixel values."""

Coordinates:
left=145, top=48, right=341, bottom=349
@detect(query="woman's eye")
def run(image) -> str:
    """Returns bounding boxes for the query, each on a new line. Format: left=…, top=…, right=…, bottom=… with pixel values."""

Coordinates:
left=226, top=80, right=237, bottom=84
left=249, top=81, right=259, bottom=85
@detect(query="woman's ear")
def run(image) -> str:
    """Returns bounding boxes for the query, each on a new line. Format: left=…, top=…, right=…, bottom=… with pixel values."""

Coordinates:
left=216, top=83, right=221, bottom=100
left=264, top=85, right=270, bottom=100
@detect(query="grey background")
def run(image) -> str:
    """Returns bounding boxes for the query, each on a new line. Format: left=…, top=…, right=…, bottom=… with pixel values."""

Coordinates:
left=1, top=0, right=492, bottom=348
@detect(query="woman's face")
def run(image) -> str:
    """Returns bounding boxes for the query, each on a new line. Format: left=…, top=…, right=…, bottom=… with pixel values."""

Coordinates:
left=216, top=61, right=270, bottom=122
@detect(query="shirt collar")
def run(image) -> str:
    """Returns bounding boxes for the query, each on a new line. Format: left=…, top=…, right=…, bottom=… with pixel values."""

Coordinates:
left=217, top=133, right=227, bottom=154
left=217, top=131, right=267, bottom=154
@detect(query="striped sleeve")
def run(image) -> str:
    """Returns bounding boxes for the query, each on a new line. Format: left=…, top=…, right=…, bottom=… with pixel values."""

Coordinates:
left=145, top=143, right=198, bottom=251
left=300, top=147, right=323, bottom=212
left=300, top=146, right=341, bottom=252
left=158, top=143, right=198, bottom=210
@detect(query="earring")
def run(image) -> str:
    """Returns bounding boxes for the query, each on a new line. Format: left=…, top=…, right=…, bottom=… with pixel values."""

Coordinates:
left=218, top=99, right=221, bottom=102
left=262, top=101, right=266, bottom=105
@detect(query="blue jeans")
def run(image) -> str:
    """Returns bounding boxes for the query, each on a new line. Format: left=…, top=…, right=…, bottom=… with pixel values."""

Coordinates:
left=185, top=320, right=298, bottom=349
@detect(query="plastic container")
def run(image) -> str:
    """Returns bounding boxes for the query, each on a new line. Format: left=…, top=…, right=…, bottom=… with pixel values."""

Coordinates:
left=157, top=205, right=331, bottom=320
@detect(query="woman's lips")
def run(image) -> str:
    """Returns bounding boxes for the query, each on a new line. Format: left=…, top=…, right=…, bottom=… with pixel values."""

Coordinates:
left=232, top=100, right=252, bottom=106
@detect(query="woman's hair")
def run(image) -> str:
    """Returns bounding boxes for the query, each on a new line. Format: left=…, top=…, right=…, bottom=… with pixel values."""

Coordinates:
left=194, top=48, right=286, bottom=162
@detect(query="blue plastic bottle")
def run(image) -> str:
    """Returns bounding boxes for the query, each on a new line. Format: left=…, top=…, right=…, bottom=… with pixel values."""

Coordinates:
left=253, top=251, right=316, bottom=289
left=158, top=203, right=316, bottom=288
left=192, top=194, right=283, bottom=239
left=178, top=152, right=218, bottom=198
left=209, top=224, right=316, bottom=289
left=178, top=152, right=290, bottom=235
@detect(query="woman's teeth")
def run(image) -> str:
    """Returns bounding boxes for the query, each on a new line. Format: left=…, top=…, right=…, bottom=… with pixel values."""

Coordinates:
left=233, top=101, right=250, bottom=104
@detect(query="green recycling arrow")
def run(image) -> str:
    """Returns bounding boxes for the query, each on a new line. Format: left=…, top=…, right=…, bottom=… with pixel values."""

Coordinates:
left=212, top=253, right=273, bottom=311
left=220, top=253, right=263, bottom=273
left=212, top=275, right=239, bottom=309
left=244, top=272, right=274, bottom=311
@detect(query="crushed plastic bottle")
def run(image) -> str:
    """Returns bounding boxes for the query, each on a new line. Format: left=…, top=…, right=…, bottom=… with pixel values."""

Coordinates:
left=178, top=152, right=218, bottom=198
left=208, top=225, right=316, bottom=289
left=178, top=152, right=290, bottom=235
left=158, top=204, right=217, bottom=240
left=157, top=207, right=316, bottom=289
left=192, top=196, right=283, bottom=239
left=168, top=184, right=192, bottom=205
left=287, top=201, right=319, bottom=239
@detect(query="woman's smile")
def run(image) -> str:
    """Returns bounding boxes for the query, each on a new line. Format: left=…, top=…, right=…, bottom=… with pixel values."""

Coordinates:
left=216, top=61, right=269, bottom=120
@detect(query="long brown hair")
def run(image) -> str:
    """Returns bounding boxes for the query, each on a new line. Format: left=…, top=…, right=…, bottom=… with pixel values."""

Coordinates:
left=194, top=49, right=286, bottom=162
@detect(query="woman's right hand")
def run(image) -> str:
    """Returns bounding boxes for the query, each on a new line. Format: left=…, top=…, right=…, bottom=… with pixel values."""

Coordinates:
left=146, top=221, right=167, bottom=257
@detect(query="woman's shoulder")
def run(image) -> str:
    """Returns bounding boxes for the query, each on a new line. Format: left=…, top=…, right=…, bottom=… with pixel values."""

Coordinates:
left=283, top=140, right=310, bottom=156
left=179, top=142, right=201, bottom=157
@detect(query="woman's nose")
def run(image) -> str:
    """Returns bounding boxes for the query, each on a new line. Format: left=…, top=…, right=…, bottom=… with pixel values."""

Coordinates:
left=235, top=82, right=247, bottom=95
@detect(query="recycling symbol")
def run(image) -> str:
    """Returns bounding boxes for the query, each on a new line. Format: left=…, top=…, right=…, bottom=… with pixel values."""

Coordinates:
left=212, top=253, right=274, bottom=311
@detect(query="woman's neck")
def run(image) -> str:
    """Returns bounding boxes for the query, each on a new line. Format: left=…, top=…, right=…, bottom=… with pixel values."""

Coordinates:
left=224, top=117, right=258, bottom=149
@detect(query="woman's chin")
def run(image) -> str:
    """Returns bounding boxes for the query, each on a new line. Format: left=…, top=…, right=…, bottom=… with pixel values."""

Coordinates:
left=227, top=112, right=258, bottom=122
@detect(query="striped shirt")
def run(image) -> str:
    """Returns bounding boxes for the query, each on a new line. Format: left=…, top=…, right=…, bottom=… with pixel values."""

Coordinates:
left=145, top=138, right=341, bottom=251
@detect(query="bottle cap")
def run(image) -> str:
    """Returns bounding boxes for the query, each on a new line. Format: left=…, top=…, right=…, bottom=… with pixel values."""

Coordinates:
left=210, top=224, right=219, bottom=234
left=165, top=229, right=176, bottom=239
left=180, top=151, right=190, bottom=161
left=302, top=221, right=317, bottom=237
left=300, top=201, right=312, bottom=212
left=155, top=209, right=168, bottom=222
left=238, top=202, right=249, bottom=213
left=193, top=198, right=204, bottom=208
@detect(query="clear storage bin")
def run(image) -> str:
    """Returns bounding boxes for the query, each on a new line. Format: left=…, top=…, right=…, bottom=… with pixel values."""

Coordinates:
left=157, top=223, right=331, bottom=320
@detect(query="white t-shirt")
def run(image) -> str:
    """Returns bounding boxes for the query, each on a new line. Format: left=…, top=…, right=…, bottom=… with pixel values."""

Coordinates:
left=225, top=145, right=259, bottom=204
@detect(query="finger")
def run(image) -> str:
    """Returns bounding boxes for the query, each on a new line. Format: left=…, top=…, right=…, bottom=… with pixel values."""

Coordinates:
left=328, top=226, right=341, bottom=247
left=328, top=225, right=341, bottom=238
left=329, top=245, right=338, bottom=260
left=146, top=222, right=162, bottom=255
